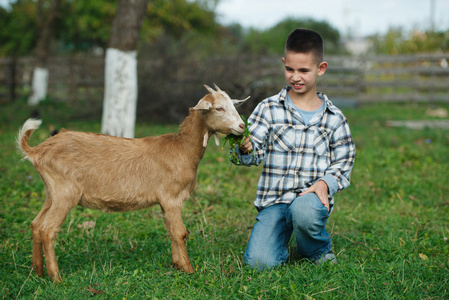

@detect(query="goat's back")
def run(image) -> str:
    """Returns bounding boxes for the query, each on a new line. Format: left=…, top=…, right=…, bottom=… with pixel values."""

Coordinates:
left=25, top=130, right=198, bottom=212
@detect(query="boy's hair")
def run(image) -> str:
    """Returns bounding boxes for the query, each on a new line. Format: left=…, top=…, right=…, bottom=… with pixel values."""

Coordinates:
left=285, top=28, right=324, bottom=64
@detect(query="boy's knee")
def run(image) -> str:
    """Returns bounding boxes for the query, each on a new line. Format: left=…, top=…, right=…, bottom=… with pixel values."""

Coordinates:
left=291, top=193, right=319, bottom=213
left=243, top=252, right=283, bottom=271
left=290, top=194, right=328, bottom=228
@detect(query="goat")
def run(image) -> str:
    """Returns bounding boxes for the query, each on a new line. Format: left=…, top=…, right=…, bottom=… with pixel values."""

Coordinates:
left=16, top=84, right=249, bottom=282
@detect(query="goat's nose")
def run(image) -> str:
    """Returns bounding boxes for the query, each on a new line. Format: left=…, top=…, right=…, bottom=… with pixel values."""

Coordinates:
left=239, top=123, right=245, bottom=130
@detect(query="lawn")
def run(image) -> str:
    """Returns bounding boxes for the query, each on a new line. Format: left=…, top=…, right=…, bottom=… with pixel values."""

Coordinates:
left=1, top=99, right=448, bottom=299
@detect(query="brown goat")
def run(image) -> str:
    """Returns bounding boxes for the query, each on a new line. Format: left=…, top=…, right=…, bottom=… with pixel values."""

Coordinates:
left=17, top=85, right=249, bottom=282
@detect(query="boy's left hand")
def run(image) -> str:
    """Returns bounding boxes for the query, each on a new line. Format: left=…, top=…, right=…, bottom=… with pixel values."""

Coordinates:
left=239, top=137, right=253, bottom=154
left=299, top=180, right=329, bottom=211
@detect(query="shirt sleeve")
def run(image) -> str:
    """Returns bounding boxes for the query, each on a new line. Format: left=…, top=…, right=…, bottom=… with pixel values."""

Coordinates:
left=320, top=174, right=339, bottom=197
left=233, top=146, right=256, bottom=165
left=323, top=118, right=356, bottom=195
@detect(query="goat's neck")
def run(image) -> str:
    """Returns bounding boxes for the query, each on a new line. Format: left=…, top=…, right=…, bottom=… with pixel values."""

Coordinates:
left=178, top=109, right=212, bottom=164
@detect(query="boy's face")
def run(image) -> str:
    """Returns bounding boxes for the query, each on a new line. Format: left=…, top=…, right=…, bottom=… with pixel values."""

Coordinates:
left=282, top=51, right=327, bottom=97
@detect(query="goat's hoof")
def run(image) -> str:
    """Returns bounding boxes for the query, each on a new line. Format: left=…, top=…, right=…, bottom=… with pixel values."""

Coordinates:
left=182, top=265, right=195, bottom=273
left=33, top=268, right=45, bottom=278
left=32, top=265, right=45, bottom=277
left=49, top=274, right=63, bottom=283
left=172, top=263, right=195, bottom=274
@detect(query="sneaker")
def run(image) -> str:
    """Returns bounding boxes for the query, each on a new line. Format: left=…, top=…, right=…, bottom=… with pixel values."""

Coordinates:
left=314, top=250, right=337, bottom=265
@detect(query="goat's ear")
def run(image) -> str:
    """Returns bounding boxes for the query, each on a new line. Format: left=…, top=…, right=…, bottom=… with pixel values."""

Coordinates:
left=232, top=96, right=250, bottom=107
left=193, top=99, right=212, bottom=111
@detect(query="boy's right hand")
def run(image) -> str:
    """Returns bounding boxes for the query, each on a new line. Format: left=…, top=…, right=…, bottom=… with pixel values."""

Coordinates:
left=239, top=137, right=253, bottom=154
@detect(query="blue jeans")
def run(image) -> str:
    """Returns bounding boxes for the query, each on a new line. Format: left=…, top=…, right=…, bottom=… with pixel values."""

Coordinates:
left=243, top=193, right=332, bottom=270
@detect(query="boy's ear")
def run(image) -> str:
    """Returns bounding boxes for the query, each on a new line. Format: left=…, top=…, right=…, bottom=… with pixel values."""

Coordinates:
left=318, top=61, right=328, bottom=76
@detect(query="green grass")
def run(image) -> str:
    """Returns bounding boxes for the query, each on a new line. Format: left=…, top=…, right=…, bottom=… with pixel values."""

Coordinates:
left=1, top=99, right=448, bottom=299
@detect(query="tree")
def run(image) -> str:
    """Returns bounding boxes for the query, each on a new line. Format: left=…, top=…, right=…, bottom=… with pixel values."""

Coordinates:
left=0, top=1, right=39, bottom=103
left=0, top=2, right=38, bottom=57
left=243, top=17, right=342, bottom=56
left=101, top=0, right=148, bottom=138
left=28, top=0, right=62, bottom=106
left=57, top=0, right=117, bottom=52
left=372, top=28, right=449, bottom=54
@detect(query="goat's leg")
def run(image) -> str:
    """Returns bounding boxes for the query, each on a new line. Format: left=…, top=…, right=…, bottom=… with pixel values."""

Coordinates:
left=161, top=205, right=194, bottom=273
left=31, top=198, right=52, bottom=277
left=40, top=196, right=77, bottom=282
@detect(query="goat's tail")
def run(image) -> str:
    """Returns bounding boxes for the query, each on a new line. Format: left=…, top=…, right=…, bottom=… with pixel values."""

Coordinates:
left=17, top=118, right=42, bottom=160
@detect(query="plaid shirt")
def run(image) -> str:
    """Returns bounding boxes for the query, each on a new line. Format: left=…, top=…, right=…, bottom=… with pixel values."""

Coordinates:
left=234, top=87, right=356, bottom=211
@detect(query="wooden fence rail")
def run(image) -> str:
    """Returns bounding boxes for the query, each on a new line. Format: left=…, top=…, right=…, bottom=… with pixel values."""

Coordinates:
left=320, top=54, right=449, bottom=103
left=1, top=54, right=449, bottom=109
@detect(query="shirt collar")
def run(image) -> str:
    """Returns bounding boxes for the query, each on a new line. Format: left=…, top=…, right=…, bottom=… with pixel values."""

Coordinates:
left=278, top=86, right=337, bottom=115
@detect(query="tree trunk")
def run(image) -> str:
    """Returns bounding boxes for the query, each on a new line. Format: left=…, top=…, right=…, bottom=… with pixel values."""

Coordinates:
left=28, top=67, right=49, bottom=105
left=101, top=0, right=148, bottom=138
left=28, top=0, right=61, bottom=106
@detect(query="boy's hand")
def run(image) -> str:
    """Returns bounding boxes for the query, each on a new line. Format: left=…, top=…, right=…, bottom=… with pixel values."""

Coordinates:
left=239, top=137, right=253, bottom=154
left=299, top=180, right=329, bottom=211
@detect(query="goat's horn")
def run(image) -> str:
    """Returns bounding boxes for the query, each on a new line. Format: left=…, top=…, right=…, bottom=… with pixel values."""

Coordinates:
left=213, top=84, right=223, bottom=92
left=232, top=96, right=251, bottom=107
left=204, top=84, right=215, bottom=94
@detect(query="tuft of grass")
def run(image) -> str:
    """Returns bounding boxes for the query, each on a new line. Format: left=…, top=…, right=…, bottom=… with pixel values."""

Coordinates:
left=1, top=100, right=448, bottom=299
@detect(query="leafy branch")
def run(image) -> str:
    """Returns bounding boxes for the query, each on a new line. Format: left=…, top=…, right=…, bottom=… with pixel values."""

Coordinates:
left=222, top=115, right=255, bottom=165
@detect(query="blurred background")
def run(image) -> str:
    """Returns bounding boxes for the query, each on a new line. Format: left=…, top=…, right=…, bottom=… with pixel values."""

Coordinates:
left=0, top=0, right=448, bottom=125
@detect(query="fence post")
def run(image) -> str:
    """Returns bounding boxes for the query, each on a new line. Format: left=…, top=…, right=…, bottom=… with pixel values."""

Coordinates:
left=8, top=56, right=17, bottom=103
left=356, top=57, right=366, bottom=103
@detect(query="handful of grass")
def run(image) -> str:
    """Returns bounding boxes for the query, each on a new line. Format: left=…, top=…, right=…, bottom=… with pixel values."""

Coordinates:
left=222, top=115, right=255, bottom=165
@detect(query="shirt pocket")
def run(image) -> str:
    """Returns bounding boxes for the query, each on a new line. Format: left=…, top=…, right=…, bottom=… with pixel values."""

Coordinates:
left=313, top=128, right=330, bottom=156
left=272, top=125, right=296, bottom=151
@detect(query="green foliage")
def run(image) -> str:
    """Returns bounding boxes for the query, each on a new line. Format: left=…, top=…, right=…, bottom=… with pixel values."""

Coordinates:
left=401, top=30, right=449, bottom=53
left=58, top=0, right=218, bottom=52
left=242, top=17, right=342, bottom=56
left=0, top=0, right=220, bottom=56
left=372, top=28, right=449, bottom=54
left=139, top=0, right=233, bottom=60
left=3, top=0, right=449, bottom=58
left=143, top=0, right=219, bottom=40
left=57, top=0, right=118, bottom=51
left=0, top=3, right=344, bottom=59
left=222, top=115, right=254, bottom=165
left=0, top=1, right=38, bottom=56
left=1, top=101, right=448, bottom=298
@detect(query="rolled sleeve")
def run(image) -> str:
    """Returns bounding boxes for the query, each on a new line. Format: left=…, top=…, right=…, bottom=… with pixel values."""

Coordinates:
left=320, top=174, right=339, bottom=197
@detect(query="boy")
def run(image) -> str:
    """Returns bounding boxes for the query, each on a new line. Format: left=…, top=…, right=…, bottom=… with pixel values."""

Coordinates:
left=233, top=28, right=356, bottom=270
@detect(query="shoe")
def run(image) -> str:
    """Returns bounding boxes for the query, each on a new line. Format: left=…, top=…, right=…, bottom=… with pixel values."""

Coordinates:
left=314, top=250, right=337, bottom=265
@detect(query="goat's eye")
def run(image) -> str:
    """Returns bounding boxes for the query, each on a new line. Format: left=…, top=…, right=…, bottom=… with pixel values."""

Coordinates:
left=215, top=107, right=225, bottom=112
